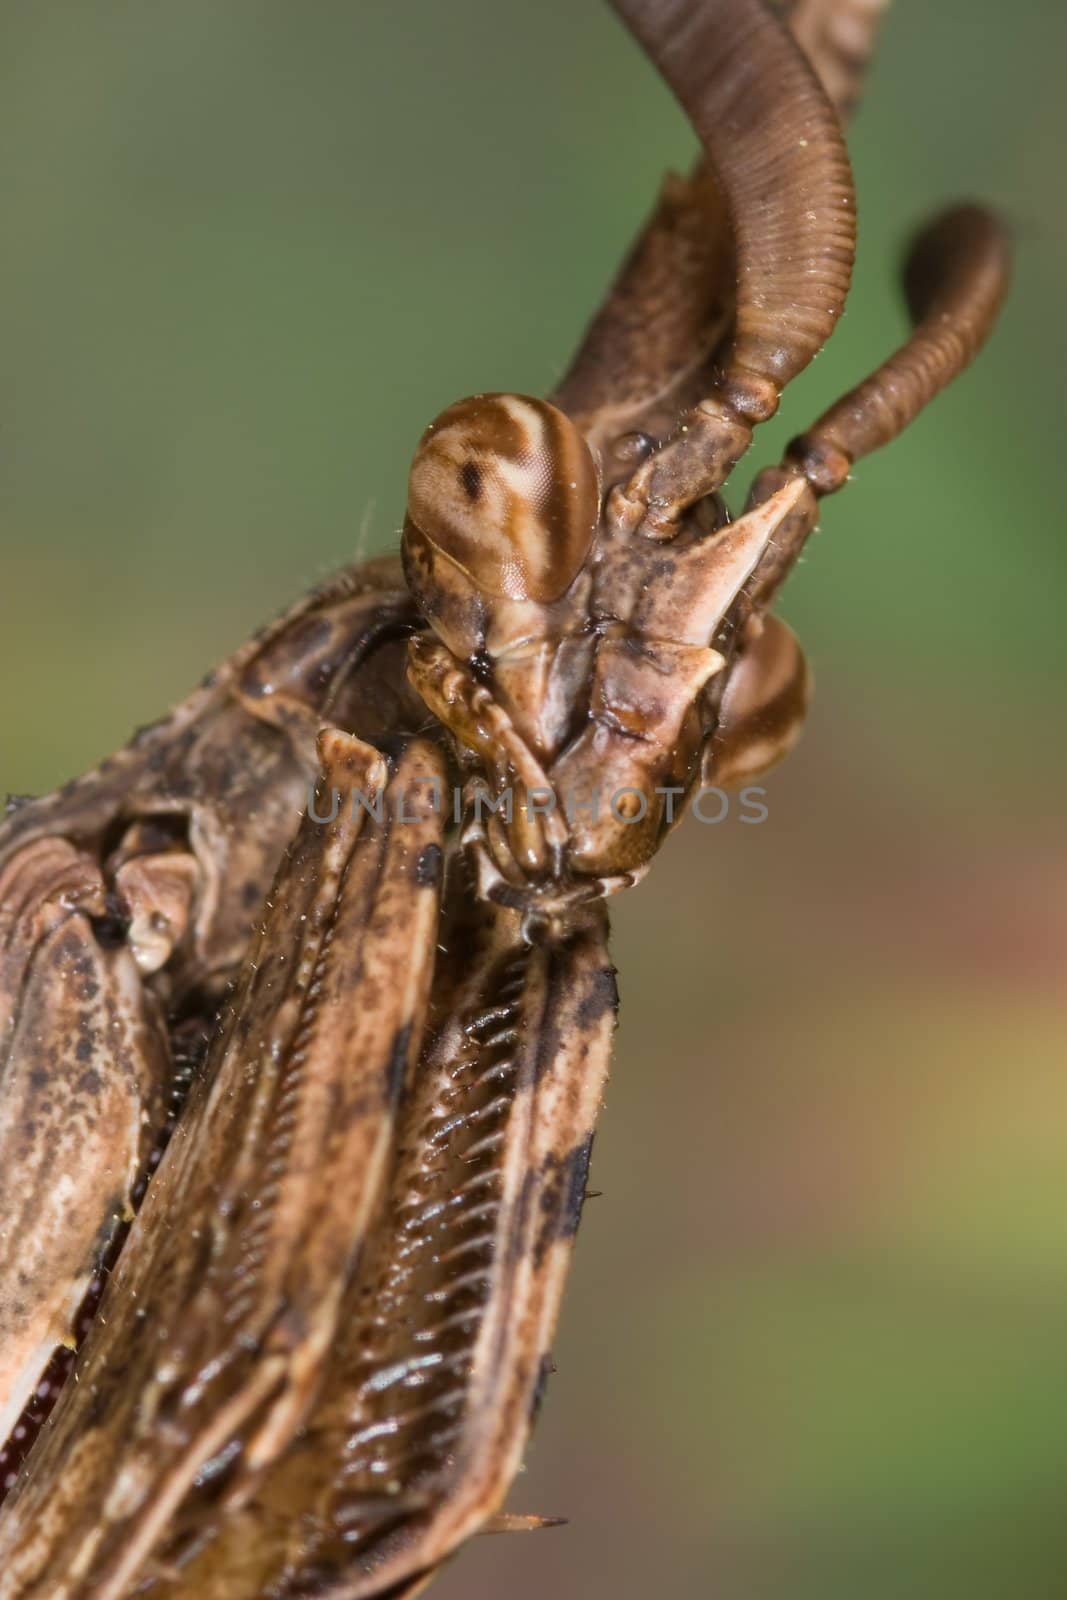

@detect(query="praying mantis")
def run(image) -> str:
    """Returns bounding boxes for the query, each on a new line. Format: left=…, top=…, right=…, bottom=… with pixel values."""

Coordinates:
left=0, top=1, right=1008, bottom=1595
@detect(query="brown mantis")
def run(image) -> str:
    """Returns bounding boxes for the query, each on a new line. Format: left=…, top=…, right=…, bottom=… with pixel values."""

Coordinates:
left=0, top=0, right=1009, bottom=1595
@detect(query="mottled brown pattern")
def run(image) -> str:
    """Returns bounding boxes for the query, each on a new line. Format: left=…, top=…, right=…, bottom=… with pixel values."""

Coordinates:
left=0, top=562, right=424, bottom=1491
left=0, top=839, right=169, bottom=1445
left=0, top=0, right=1009, bottom=1595
left=405, top=395, right=600, bottom=605
left=2, top=889, right=611, bottom=1600
left=0, top=738, right=445, bottom=1600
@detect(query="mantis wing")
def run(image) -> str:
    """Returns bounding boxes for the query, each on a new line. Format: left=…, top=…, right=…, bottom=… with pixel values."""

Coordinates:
left=167, top=891, right=617, bottom=1600
left=0, top=733, right=445, bottom=1600
left=0, top=560, right=420, bottom=1480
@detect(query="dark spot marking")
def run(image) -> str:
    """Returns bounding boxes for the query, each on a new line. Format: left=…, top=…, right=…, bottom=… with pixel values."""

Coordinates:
left=531, top=1008, right=564, bottom=1087
left=77, top=1069, right=103, bottom=1097
left=558, top=1134, right=595, bottom=1239
left=460, top=461, right=483, bottom=502
left=383, top=1022, right=413, bottom=1102
left=529, top=1352, right=555, bottom=1424
left=53, top=932, right=81, bottom=965
left=413, top=843, right=442, bottom=889
left=507, top=1168, right=539, bottom=1271
left=532, top=941, right=587, bottom=1086
left=241, top=880, right=263, bottom=911
left=74, top=1036, right=94, bottom=1064
left=467, top=649, right=493, bottom=688
left=90, top=906, right=129, bottom=950
left=576, top=965, right=619, bottom=1031
left=534, top=1135, right=595, bottom=1267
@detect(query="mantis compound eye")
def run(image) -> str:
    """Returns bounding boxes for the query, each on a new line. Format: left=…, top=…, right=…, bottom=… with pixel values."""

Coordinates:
left=404, top=393, right=600, bottom=604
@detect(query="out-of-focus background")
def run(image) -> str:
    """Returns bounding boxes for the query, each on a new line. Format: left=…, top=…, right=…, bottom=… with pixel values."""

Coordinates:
left=1, top=2, right=1064, bottom=1595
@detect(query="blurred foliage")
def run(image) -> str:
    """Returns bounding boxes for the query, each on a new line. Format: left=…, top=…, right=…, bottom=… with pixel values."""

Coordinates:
left=0, top=2, right=1064, bottom=1597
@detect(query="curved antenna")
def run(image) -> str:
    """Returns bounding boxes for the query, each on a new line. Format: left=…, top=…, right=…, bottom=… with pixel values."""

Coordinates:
left=552, top=166, right=734, bottom=462
left=745, top=204, right=1012, bottom=609
left=557, top=1, right=878, bottom=460
left=609, top=0, right=856, bottom=526
left=788, top=205, right=1010, bottom=493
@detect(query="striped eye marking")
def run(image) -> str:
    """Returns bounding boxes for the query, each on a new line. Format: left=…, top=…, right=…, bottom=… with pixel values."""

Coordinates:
left=405, top=393, right=600, bottom=603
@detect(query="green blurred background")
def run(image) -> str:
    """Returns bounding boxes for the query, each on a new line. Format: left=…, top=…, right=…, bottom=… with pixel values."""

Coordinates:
left=1, top=2, right=1064, bottom=1595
